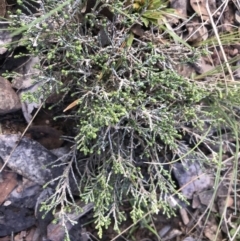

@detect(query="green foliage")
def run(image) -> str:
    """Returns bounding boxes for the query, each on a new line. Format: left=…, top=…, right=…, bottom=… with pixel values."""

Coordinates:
left=10, top=0, right=240, bottom=238
left=129, top=0, right=174, bottom=27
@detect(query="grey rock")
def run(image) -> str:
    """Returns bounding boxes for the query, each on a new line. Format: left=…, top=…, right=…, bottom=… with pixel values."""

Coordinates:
left=0, top=205, right=36, bottom=237
left=11, top=56, right=41, bottom=90
left=0, top=134, right=64, bottom=186
left=182, top=237, right=197, bottom=241
left=7, top=183, right=42, bottom=209
left=173, top=160, right=213, bottom=199
left=0, top=23, right=11, bottom=54
left=173, top=143, right=213, bottom=199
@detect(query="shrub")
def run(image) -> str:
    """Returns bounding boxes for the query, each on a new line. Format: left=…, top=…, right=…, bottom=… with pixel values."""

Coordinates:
left=9, top=0, right=240, bottom=238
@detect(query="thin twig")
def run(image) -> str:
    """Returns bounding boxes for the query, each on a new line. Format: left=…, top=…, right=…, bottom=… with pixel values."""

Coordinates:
left=206, top=0, right=235, bottom=92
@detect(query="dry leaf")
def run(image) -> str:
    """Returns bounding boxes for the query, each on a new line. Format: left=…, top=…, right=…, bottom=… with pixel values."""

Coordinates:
left=0, top=171, right=18, bottom=205
left=0, top=0, right=6, bottom=17
left=179, top=208, right=189, bottom=225
left=0, top=77, right=21, bottom=114
left=192, top=193, right=201, bottom=208
left=204, top=219, right=222, bottom=241
left=185, top=23, right=208, bottom=43
left=161, top=229, right=182, bottom=241
left=63, top=99, right=79, bottom=112
left=235, top=10, right=240, bottom=24
left=131, top=23, right=144, bottom=37
left=17, top=228, right=36, bottom=241
left=170, top=0, right=187, bottom=18
left=190, top=0, right=216, bottom=20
